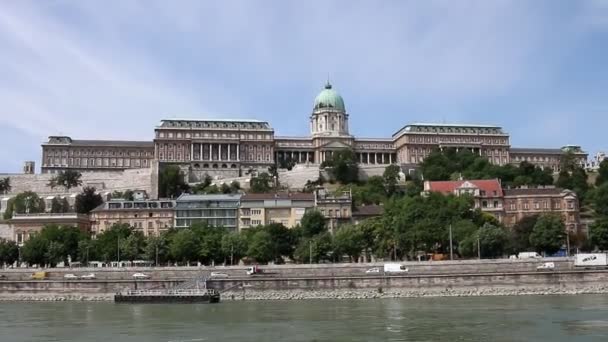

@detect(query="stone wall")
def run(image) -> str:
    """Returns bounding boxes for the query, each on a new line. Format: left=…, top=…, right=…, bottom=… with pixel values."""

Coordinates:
left=0, top=168, right=154, bottom=198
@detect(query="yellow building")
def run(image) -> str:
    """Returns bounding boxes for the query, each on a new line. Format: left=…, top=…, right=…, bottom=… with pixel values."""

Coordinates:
left=90, top=199, right=175, bottom=236
left=239, top=193, right=315, bottom=229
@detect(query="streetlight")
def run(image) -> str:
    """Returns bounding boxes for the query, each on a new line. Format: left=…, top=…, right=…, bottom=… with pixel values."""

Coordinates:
left=449, top=224, right=453, bottom=261
left=117, top=237, right=120, bottom=267
left=477, top=237, right=481, bottom=260
left=309, top=240, right=313, bottom=264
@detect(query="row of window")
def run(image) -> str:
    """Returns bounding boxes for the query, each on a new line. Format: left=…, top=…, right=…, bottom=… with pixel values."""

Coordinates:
left=176, top=209, right=238, bottom=218
left=505, top=201, right=575, bottom=211
left=45, top=157, right=148, bottom=168
left=157, top=131, right=272, bottom=140
left=46, top=149, right=152, bottom=157
left=175, top=218, right=237, bottom=227
left=409, top=136, right=507, bottom=145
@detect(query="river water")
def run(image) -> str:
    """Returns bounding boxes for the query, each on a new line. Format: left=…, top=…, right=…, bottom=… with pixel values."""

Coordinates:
left=2, top=295, right=608, bottom=341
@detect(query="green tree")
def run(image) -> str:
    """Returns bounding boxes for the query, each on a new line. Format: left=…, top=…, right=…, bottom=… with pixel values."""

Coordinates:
left=221, top=232, right=248, bottom=265
left=120, top=232, right=145, bottom=261
left=322, top=149, right=359, bottom=184
left=169, top=229, right=200, bottom=263
left=144, top=235, right=170, bottom=265
left=383, top=164, right=401, bottom=196
left=159, top=165, right=190, bottom=198
left=596, top=159, right=608, bottom=187
left=0, top=177, right=11, bottom=194
left=294, top=232, right=334, bottom=263
left=20, top=233, right=48, bottom=266
left=75, top=186, right=103, bottom=214
left=477, top=223, right=508, bottom=258
left=50, top=197, right=63, bottom=213
left=111, top=189, right=134, bottom=201
left=3, top=191, right=46, bottom=219
left=299, top=210, right=327, bottom=238
left=47, top=170, right=82, bottom=191
left=44, top=241, right=66, bottom=267
left=511, top=215, right=539, bottom=252
left=591, top=183, right=608, bottom=217
left=77, top=239, right=96, bottom=265
left=0, top=239, right=19, bottom=266
left=247, top=230, right=274, bottom=263
left=194, top=224, right=226, bottom=265
left=529, top=214, right=566, bottom=255
left=250, top=172, right=273, bottom=193
left=333, top=224, right=365, bottom=262
left=94, top=223, right=133, bottom=262
left=589, top=218, right=608, bottom=251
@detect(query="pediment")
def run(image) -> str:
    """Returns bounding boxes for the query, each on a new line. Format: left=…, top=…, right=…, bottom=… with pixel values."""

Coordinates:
left=458, top=181, right=478, bottom=189
left=320, top=140, right=352, bottom=149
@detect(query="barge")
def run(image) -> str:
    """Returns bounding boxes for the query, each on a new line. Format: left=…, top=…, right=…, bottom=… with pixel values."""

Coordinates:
left=114, top=288, right=220, bottom=303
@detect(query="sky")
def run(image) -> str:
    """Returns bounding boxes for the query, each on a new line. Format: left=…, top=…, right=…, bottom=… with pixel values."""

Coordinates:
left=1, top=0, right=607, bottom=173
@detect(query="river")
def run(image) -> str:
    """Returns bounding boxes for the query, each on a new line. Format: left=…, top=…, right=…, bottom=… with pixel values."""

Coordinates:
left=2, top=295, right=608, bottom=341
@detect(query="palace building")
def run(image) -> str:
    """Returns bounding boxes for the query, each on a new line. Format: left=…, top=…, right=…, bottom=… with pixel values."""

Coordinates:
left=39, top=81, right=587, bottom=178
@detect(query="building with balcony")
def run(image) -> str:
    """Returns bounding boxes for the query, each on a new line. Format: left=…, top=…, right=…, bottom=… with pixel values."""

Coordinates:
left=239, top=192, right=314, bottom=229
left=174, top=194, right=241, bottom=231
left=314, top=188, right=352, bottom=232
left=90, top=199, right=175, bottom=236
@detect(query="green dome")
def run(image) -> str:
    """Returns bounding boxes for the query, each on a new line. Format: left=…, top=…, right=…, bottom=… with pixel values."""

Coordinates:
left=313, top=82, right=345, bottom=112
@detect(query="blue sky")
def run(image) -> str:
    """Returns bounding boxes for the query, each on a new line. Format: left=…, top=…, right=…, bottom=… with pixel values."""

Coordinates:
left=1, top=0, right=607, bottom=173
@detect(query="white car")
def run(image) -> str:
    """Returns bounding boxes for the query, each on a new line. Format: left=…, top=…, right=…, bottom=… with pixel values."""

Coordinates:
left=63, top=274, right=79, bottom=280
left=132, top=273, right=150, bottom=279
left=537, top=262, right=555, bottom=270
left=210, top=272, right=229, bottom=278
left=365, top=268, right=380, bottom=274
left=80, top=273, right=96, bottom=280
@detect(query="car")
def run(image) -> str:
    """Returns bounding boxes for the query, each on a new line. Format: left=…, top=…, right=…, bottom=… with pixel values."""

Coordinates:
left=365, top=268, right=380, bottom=274
left=536, top=262, right=555, bottom=271
left=132, top=273, right=150, bottom=279
left=210, top=272, right=229, bottom=278
left=80, top=273, right=96, bottom=280
left=63, top=274, right=79, bottom=280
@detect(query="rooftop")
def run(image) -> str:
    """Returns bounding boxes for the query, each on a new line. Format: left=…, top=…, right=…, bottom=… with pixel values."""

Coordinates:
left=392, top=123, right=506, bottom=138
left=157, top=119, right=272, bottom=130
left=425, top=179, right=503, bottom=197
left=241, top=192, right=314, bottom=201
left=503, top=187, right=575, bottom=197
left=176, top=193, right=242, bottom=202
left=352, top=204, right=384, bottom=217
left=44, top=136, right=153, bottom=148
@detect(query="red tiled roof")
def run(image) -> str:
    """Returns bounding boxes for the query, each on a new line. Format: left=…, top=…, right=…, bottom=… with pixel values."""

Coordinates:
left=426, top=179, right=503, bottom=197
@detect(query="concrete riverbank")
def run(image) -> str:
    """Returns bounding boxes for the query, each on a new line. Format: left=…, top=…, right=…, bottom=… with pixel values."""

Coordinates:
left=2, top=258, right=605, bottom=301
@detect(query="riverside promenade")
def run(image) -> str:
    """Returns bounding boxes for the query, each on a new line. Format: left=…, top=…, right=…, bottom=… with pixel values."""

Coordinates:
left=2, top=258, right=607, bottom=301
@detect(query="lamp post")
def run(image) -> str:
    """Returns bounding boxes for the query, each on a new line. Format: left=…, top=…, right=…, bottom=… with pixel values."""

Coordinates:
left=309, top=240, right=313, bottom=264
left=117, top=237, right=120, bottom=267
left=449, top=224, right=453, bottom=261
left=477, top=237, right=481, bottom=260
left=155, top=244, right=159, bottom=267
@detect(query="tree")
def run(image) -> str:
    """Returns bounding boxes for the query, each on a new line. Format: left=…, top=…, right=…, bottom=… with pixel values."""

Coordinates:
left=383, top=164, right=401, bottom=196
left=94, top=223, right=133, bottom=262
left=194, top=224, right=226, bottom=265
left=511, top=215, right=539, bottom=252
left=44, top=241, right=66, bottom=267
left=20, top=233, right=48, bottom=266
left=299, top=210, right=327, bottom=238
left=0, top=239, right=18, bottom=266
left=75, top=187, right=103, bottom=214
left=111, top=190, right=134, bottom=201
left=169, top=229, right=200, bottom=263
left=0, top=177, right=11, bottom=194
left=294, top=232, right=334, bottom=263
left=250, top=172, right=273, bottom=193
left=322, top=149, right=359, bottom=184
left=477, top=223, right=508, bottom=258
left=47, top=170, right=82, bottom=191
left=333, top=225, right=365, bottom=262
left=144, top=235, right=170, bottom=265
left=263, top=223, right=296, bottom=262
left=221, top=232, right=248, bottom=265
left=589, top=218, right=608, bottom=251
left=158, top=165, right=189, bottom=198
left=50, top=197, right=70, bottom=213
left=596, top=159, right=608, bottom=187
left=3, top=191, right=45, bottom=219
left=591, top=183, right=608, bottom=217
left=247, top=230, right=274, bottom=263
left=529, top=214, right=566, bottom=255
left=120, top=232, right=145, bottom=261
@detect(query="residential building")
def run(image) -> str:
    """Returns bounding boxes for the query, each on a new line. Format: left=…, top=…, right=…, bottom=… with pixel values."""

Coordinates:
left=8, top=213, right=91, bottom=245
left=352, top=205, right=384, bottom=225
left=423, top=179, right=504, bottom=221
left=314, top=188, right=352, bottom=232
left=35, top=80, right=586, bottom=182
left=239, top=192, right=315, bottom=229
left=503, top=187, right=580, bottom=232
left=174, top=194, right=241, bottom=231
left=90, top=199, right=175, bottom=236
